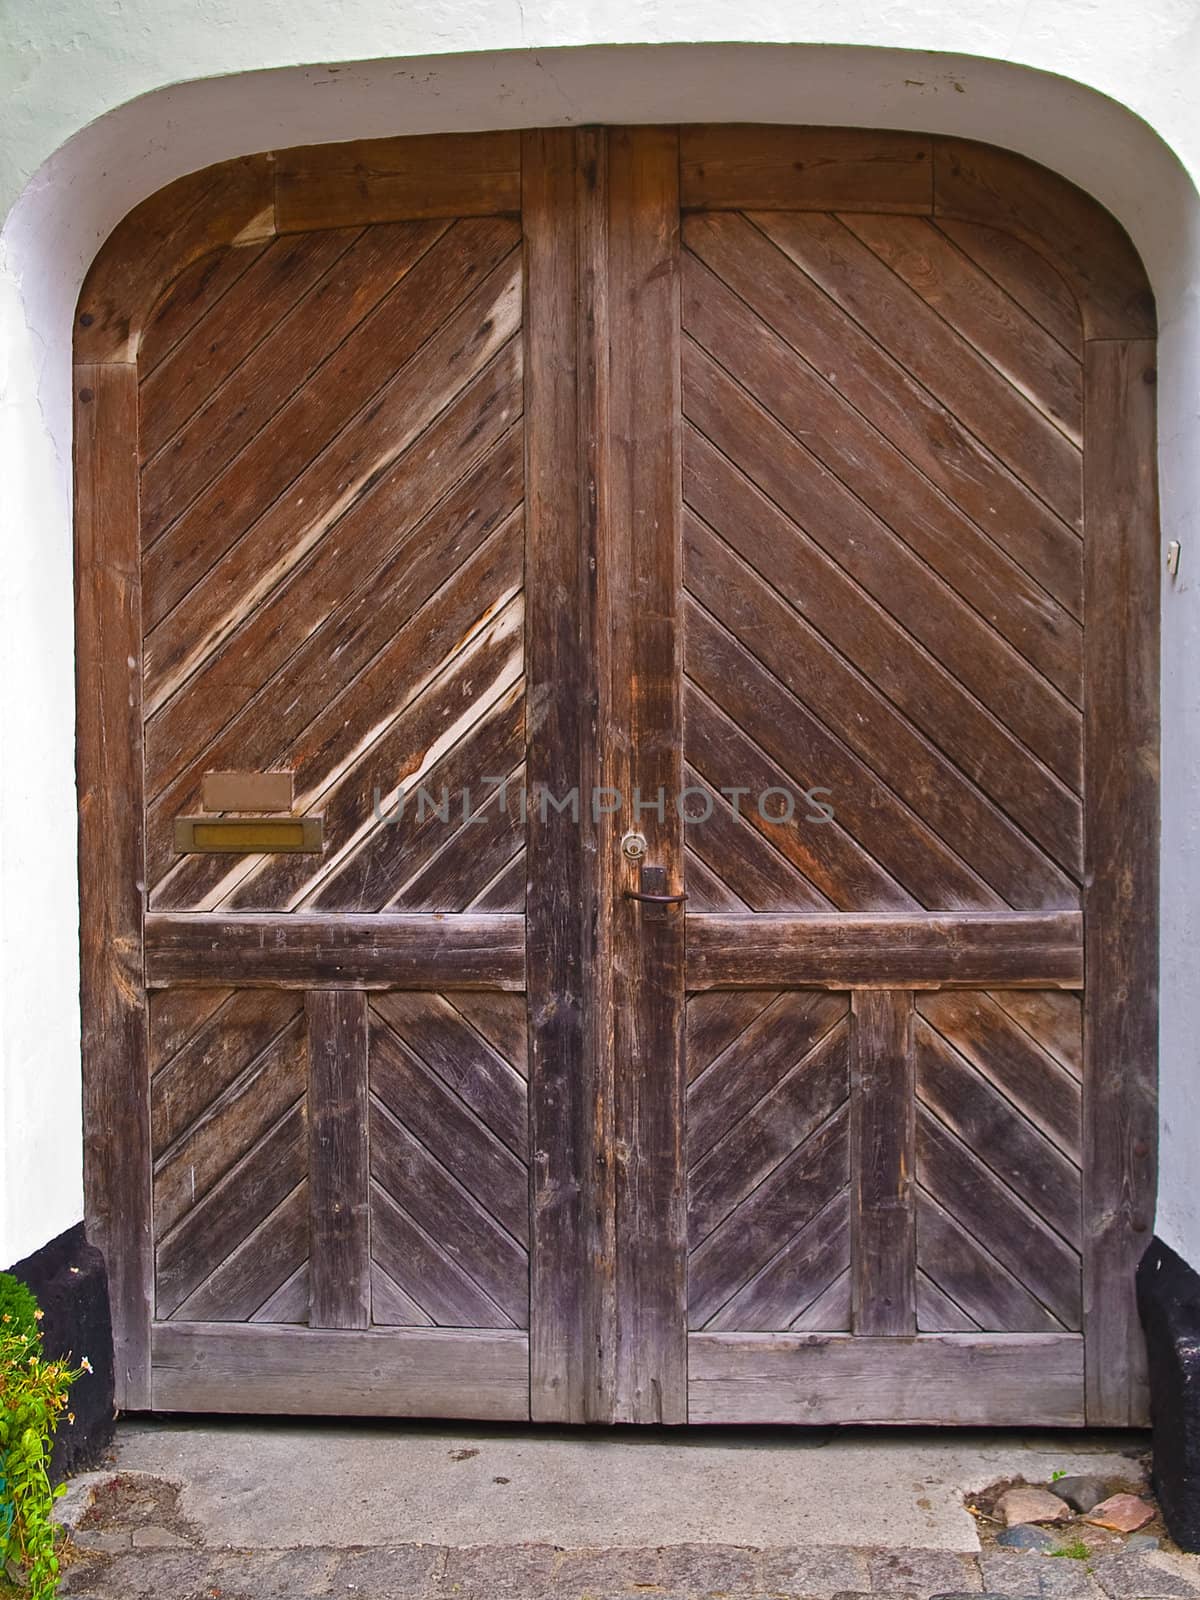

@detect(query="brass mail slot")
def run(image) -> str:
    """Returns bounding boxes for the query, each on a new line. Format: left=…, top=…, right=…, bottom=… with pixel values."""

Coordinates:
left=174, top=816, right=324, bottom=854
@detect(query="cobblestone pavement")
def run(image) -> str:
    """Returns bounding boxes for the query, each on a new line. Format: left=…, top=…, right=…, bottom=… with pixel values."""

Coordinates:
left=59, top=1535, right=1200, bottom=1600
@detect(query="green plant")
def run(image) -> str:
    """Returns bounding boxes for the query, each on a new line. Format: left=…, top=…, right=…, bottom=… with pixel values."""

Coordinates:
left=0, top=1279, right=39, bottom=1353
left=1051, top=1468, right=1066, bottom=1481
left=1051, top=1539, right=1091, bottom=1561
left=0, top=1293, right=88, bottom=1600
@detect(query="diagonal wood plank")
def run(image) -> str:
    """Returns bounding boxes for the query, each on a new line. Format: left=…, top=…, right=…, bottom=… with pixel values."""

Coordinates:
left=172, top=1183, right=309, bottom=1323
left=371, top=1097, right=528, bottom=1326
left=683, top=446, right=1079, bottom=906
left=686, top=990, right=780, bottom=1085
left=682, top=766, right=834, bottom=911
left=683, top=327, right=1084, bottom=821
left=688, top=595, right=1007, bottom=910
left=933, top=218, right=1084, bottom=354
left=138, top=241, right=272, bottom=378
left=690, top=1021, right=849, bottom=1242
left=156, top=1100, right=307, bottom=1318
left=447, top=993, right=529, bottom=1082
left=140, top=216, right=519, bottom=629
left=144, top=353, right=522, bottom=816
left=914, top=1017, right=1081, bottom=1248
left=153, top=1019, right=307, bottom=1237
left=682, top=360, right=1083, bottom=874
left=684, top=213, right=1083, bottom=617
left=144, top=249, right=522, bottom=713
left=688, top=1106, right=850, bottom=1327
left=369, top=1011, right=528, bottom=1245
left=918, top=990, right=1082, bottom=1160
left=371, top=1263, right=434, bottom=1327
left=142, top=223, right=447, bottom=559
left=370, top=1180, right=515, bottom=1329
left=840, top=213, right=1082, bottom=440
left=140, top=228, right=363, bottom=479
left=686, top=680, right=917, bottom=911
left=987, top=989, right=1083, bottom=1081
left=372, top=991, right=528, bottom=1159
left=916, top=1189, right=1063, bottom=1333
left=754, top=210, right=1082, bottom=523
left=687, top=990, right=848, bottom=1160
left=917, top=1106, right=1081, bottom=1328
left=150, top=990, right=302, bottom=1154
left=702, top=1190, right=851, bottom=1333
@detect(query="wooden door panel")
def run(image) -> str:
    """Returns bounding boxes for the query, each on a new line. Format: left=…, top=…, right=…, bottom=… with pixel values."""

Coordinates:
left=149, top=987, right=531, bottom=1335
left=79, top=124, right=1158, bottom=1425
left=142, top=218, right=524, bottom=913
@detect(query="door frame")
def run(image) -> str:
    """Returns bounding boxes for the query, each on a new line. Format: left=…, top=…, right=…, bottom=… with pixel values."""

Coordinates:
left=75, top=125, right=1159, bottom=1424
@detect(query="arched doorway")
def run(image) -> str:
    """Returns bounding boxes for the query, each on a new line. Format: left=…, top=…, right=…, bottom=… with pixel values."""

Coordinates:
left=76, top=124, right=1158, bottom=1426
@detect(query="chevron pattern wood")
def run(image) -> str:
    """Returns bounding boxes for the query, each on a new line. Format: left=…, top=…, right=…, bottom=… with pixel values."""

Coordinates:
left=150, top=988, right=310, bottom=1323
left=369, top=992, right=530, bottom=1330
left=680, top=209, right=1084, bottom=912
left=686, top=990, right=852, bottom=1331
left=139, top=217, right=527, bottom=915
left=148, top=986, right=530, bottom=1330
left=915, top=989, right=1083, bottom=1332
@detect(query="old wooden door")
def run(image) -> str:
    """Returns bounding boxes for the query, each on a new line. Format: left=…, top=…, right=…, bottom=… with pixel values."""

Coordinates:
left=77, top=126, right=1158, bottom=1426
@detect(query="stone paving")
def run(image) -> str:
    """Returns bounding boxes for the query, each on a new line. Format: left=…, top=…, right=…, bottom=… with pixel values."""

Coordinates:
left=59, top=1527, right=1200, bottom=1600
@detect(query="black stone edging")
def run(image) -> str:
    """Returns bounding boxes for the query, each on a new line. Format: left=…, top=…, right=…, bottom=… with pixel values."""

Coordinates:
left=7, top=1221, right=116, bottom=1479
left=1138, top=1235, right=1200, bottom=1553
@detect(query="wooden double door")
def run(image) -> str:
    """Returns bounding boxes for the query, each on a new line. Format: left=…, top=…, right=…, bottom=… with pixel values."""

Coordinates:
left=76, top=125, right=1159, bottom=1426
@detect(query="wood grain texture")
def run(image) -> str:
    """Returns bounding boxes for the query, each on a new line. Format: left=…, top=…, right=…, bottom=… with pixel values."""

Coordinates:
left=607, top=125, right=687, bottom=1424
left=686, top=913, right=1084, bottom=990
left=522, top=127, right=608, bottom=1421
left=851, top=991, right=916, bottom=1335
left=275, top=132, right=522, bottom=231
left=680, top=126, right=933, bottom=212
left=77, top=156, right=274, bottom=363
left=688, top=1332, right=1085, bottom=1424
left=1082, top=340, right=1160, bottom=1426
left=75, top=363, right=152, bottom=1407
left=933, top=138, right=1155, bottom=340
left=306, top=991, right=370, bottom=1329
left=144, top=913, right=525, bottom=988
left=151, top=1323, right=530, bottom=1418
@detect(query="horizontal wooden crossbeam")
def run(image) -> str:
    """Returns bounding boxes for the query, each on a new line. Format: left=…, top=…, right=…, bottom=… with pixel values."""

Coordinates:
left=144, top=913, right=526, bottom=989
left=685, top=911, right=1084, bottom=989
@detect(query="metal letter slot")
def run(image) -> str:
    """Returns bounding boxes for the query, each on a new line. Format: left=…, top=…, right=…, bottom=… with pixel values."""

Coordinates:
left=174, top=816, right=324, bottom=854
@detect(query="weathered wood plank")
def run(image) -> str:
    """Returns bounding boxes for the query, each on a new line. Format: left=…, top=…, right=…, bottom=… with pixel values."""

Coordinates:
left=306, top=990, right=370, bottom=1330
left=144, top=913, right=525, bottom=988
left=369, top=1109, right=528, bottom=1328
left=933, top=137, right=1155, bottom=340
left=686, top=912, right=1083, bottom=990
left=75, top=361, right=152, bottom=1408
left=917, top=1107, right=1081, bottom=1329
left=370, top=1012, right=529, bottom=1249
left=915, top=1016, right=1082, bottom=1249
left=155, top=1101, right=307, bottom=1319
left=680, top=126, right=933, bottom=213
left=687, top=1332, right=1085, bottom=1425
left=851, top=991, right=915, bottom=1335
left=607, top=126, right=687, bottom=1423
left=1082, top=339, right=1160, bottom=1426
left=151, top=1322, right=530, bottom=1418
left=275, top=132, right=522, bottom=231
left=77, top=155, right=274, bottom=363
left=522, top=126, right=610, bottom=1421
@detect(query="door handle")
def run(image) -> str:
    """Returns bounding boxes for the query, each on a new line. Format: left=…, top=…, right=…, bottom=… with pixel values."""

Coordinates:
left=623, top=863, right=687, bottom=920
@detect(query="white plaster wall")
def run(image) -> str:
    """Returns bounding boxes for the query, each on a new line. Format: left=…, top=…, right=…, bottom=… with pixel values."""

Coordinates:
left=1, top=10, right=1199, bottom=1270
